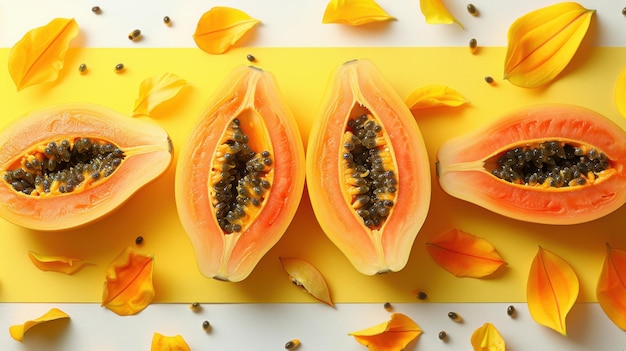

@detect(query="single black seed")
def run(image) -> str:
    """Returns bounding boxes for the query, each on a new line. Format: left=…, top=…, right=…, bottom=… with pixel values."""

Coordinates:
left=507, top=305, right=515, bottom=316
left=417, top=291, right=427, bottom=300
left=246, top=54, right=256, bottom=62
left=190, top=302, right=201, bottom=311
left=79, top=63, right=87, bottom=73
left=128, top=29, right=142, bottom=41
left=467, top=3, right=477, bottom=15
left=115, top=63, right=125, bottom=72
left=383, top=302, right=392, bottom=310
left=623, top=7, right=626, bottom=16
left=91, top=6, right=101, bottom=14
left=469, top=38, right=477, bottom=50
left=448, top=311, right=460, bottom=321
left=485, top=76, right=494, bottom=84
left=284, top=339, right=300, bottom=349
left=163, top=16, right=171, bottom=25
left=438, top=331, right=447, bottom=340
left=202, top=320, right=211, bottom=330
left=135, top=236, right=144, bottom=245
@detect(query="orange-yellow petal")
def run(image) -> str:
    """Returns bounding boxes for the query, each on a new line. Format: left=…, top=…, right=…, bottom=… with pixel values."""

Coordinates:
left=426, top=229, right=506, bottom=278
left=322, top=0, right=395, bottom=26
left=349, top=313, right=422, bottom=351
left=9, top=308, right=70, bottom=342
left=527, top=246, right=579, bottom=335
left=151, top=333, right=191, bottom=351
left=503, top=2, right=595, bottom=88
left=279, top=257, right=334, bottom=307
left=470, top=323, right=505, bottom=351
left=133, top=73, right=187, bottom=117
left=614, top=66, right=626, bottom=119
left=192, top=7, right=260, bottom=54
left=101, top=247, right=155, bottom=316
left=597, top=243, right=626, bottom=330
left=8, top=18, right=79, bottom=91
left=419, top=0, right=463, bottom=29
left=406, top=85, right=469, bottom=111
left=28, top=250, right=89, bottom=275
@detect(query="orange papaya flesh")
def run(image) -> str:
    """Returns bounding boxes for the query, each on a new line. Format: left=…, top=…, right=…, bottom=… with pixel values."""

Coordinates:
left=0, top=103, right=173, bottom=231
left=175, top=65, right=305, bottom=282
left=306, top=59, right=431, bottom=275
left=436, top=104, right=626, bottom=225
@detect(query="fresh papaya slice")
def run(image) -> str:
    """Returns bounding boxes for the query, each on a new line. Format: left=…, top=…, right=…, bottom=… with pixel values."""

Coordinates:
left=0, top=103, right=173, bottom=231
left=306, top=59, right=431, bottom=275
left=436, top=104, right=626, bottom=224
left=175, top=65, right=305, bottom=282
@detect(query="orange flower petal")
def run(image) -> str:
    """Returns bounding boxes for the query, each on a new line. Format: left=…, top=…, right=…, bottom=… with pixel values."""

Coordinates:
left=349, top=313, right=422, bottom=351
left=322, top=0, right=395, bottom=26
left=28, top=250, right=89, bottom=275
left=101, top=247, right=155, bottom=316
left=8, top=18, right=79, bottom=91
left=426, top=229, right=506, bottom=278
left=527, top=246, right=579, bottom=335
left=419, top=0, right=463, bottom=29
left=470, top=323, right=505, bottom=351
left=151, top=333, right=191, bottom=351
left=597, top=243, right=626, bottom=330
left=405, top=85, right=469, bottom=111
left=280, top=257, right=334, bottom=307
left=9, top=308, right=70, bottom=342
left=192, top=7, right=260, bottom=54
left=133, top=73, right=187, bottom=117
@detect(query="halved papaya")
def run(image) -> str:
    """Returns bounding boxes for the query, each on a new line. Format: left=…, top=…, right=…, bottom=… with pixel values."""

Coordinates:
left=436, top=104, right=626, bottom=224
left=175, top=65, right=305, bottom=282
left=306, top=59, right=431, bottom=275
left=0, top=103, right=173, bottom=231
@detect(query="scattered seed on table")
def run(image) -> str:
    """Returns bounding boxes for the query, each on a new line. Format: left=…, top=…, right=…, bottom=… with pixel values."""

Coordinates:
left=383, top=302, right=392, bottom=311
left=448, top=311, right=461, bottom=322
left=128, top=29, right=141, bottom=41
left=202, top=320, right=211, bottom=330
left=135, top=236, right=144, bottom=245
left=163, top=16, right=171, bottom=25
left=115, top=63, right=125, bottom=72
left=78, top=63, right=87, bottom=73
left=190, top=302, right=201, bottom=311
left=417, top=291, right=428, bottom=300
left=622, top=7, right=626, bottom=16
left=285, top=339, right=301, bottom=349
left=438, top=331, right=447, bottom=340
left=467, top=3, right=478, bottom=16
left=469, top=38, right=478, bottom=53
left=484, top=76, right=494, bottom=84
left=507, top=305, right=515, bottom=316
left=91, top=6, right=101, bottom=14
left=246, top=54, right=256, bottom=62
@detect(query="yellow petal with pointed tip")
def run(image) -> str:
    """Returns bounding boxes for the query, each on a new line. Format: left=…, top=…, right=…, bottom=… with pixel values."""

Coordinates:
left=151, top=333, right=191, bottom=351
left=322, top=0, right=395, bottom=26
left=527, top=246, right=579, bottom=335
left=504, top=2, right=595, bottom=88
left=614, top=66, right=626, bottom=119
left=280, top=257, right=334, bottom=307
left=8, top=18, right=79, bottom=91
left=193, top=7, right=260, bottom=54
left=419, top=0, right=463, bottom=29
left=597, top=243, right=626, bottom=330
left=471, top=323, right=505, bottom=351
left=406, top=85, right=469, bottom=111
left=28, top=250, right=89, bottom=275
left=349, top=313, right=422, bottom=351
left=9, top=308, right=70, bottom=342
left=133, top=73, right=187, bottom=117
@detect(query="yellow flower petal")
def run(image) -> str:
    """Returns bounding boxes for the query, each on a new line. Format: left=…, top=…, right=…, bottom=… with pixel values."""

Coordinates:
left=597, top=243, right=626, bottom=330
left=503, top=2, right=595, bottom=88
left=614, top=66, right=626, bottom=119
left=151, top=333, right=191, bottom=351
left=101, top=247, right=155, bottom=316
left=349, top=313, right=422, bottom=351
left=470, top=323, right=506, bottom=351
left=8, top=18, right=79, bottom=91
left=193, top=7, right=260, bottom=54
left=405, top=85, right=469, bottom=111
left=9, top=308, right=70, bottom=342
left=280, top=257, right=334, bottom=307
left=419, top=0, right=463, bottom=29
left=133, top=73, right=187, bottom=117
left=322, top=0, right=396, bottom=26
left=28, top=250, right=89, bottom=275
left=527, top=246, right=579, bottom=335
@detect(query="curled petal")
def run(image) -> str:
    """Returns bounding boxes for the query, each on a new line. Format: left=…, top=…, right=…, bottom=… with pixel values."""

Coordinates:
left=28, top=250, right=89, bottom=275
left=151, top=333, right=191, bottom=351
left=280, top=257, right=334, bottom=307
left=527, top=246, right=579, bottom=335
left=614, top=66, right=626, bottom=119
left=406, top=85, right=469, bottom=111
left=101, top=247, right=155, bottom=316
left=597, top=243, right=626, bottom=330
left=8, top=18, right=79, bottom=91
left=471, top=323, right=505, bottom=351
left=133, top=73, right=187, bottom=117
left=349, top=313, right=422, bottom=351
left=322, top=0, right=395, bottom=26
left=419, top=0, right=463, bottom=29
left=426, top=229, right=506, bottom=278
left=193, top=7, right=260, bottom=54
left=504, top=2, right=595, bottom=88
left=9, top=308, right=70, bottom=342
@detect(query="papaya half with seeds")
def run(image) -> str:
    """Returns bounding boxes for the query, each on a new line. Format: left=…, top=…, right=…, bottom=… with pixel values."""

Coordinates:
left=0, top=103, right=173, bottom=231
left=306, top=59, right=431, bottom=275
left=175, top=65, right=305, bottom=282
left=436, top=104, right=626, bottom=225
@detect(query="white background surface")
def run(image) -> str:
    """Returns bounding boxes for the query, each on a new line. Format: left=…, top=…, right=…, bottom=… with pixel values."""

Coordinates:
left=2, top=0, right=626, bottom=350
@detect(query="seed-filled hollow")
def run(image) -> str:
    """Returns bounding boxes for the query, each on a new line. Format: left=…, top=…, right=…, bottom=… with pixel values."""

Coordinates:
left=342, top=113, right=397, bottom=230
left=3, top=137, right=125, bottom=196
left=487, top=140, right=611, bottom=188
left=209, top=118, right=273, bottom=234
